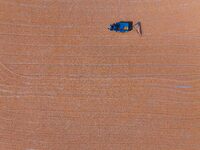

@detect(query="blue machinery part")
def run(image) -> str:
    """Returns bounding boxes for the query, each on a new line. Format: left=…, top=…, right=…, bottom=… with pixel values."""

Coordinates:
left=108, top=21, right=142, bottom=35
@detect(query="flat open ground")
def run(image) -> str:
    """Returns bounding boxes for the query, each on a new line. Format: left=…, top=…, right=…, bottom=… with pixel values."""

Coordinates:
left=0, top=0, right=200, bottom=149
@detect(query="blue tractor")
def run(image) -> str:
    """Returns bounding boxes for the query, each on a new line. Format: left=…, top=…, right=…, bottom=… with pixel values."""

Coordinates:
left=108, top=21, right=142, bottom=35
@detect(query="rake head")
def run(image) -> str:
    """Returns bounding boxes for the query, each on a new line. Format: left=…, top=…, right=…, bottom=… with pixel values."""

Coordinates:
left=133, top=22, right=142, bottom=36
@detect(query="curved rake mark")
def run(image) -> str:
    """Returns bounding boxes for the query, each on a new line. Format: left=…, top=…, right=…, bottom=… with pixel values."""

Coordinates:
left=0, top=62, right=37, bottom=80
